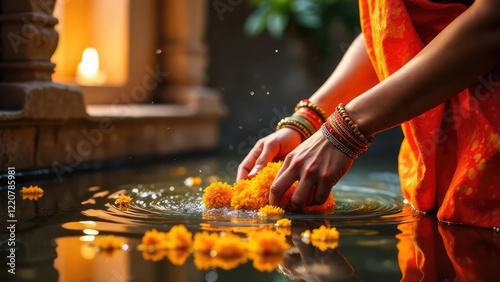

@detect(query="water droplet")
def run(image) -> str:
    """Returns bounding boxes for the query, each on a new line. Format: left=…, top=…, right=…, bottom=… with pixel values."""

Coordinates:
left=155, top=49, right=162, bottom=54
left=275, top=49, right=278, bottom=53
left=170, top=186, right=175, bottom=191
left=250, top=91, right=254, bottom=96
left=209, top=250, right=217, bottom=257
left=266, top=91, right=270, bottom=95
left=132, top=188, right=138, bottom=193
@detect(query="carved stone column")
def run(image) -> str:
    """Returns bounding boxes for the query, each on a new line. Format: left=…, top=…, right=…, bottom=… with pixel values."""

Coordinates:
left=0, top=0, right=87, bottom=119
left=156, top=0, right=224, bottom=111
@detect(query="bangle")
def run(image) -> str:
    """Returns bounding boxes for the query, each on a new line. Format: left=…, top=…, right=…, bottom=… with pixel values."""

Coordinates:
left=276, top=117, right=311, bottom=140
left=321, top=104, right=374, bottom=159
left=293, top=108, right=323, bottom=130
left=295, top=99, right=328, bottom=122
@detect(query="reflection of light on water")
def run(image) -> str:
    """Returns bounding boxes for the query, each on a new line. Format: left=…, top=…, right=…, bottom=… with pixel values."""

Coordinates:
left=80, top=244, right=96, bottom=260
left=83, top=229, right=99, bottom=235
left=80, top=235, right=95, bottom=242
left=79, top=221, right=97, bottom=227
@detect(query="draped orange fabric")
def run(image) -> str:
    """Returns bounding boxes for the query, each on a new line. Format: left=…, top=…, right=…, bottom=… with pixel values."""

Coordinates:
left=359, top=0, right=500, bottom=228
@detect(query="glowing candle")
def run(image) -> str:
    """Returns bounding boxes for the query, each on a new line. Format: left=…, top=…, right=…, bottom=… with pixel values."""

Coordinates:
left=76, top=47, right=107, bottom=85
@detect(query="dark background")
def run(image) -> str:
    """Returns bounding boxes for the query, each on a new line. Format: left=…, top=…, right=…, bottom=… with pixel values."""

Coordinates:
left=205, top=1, right=404, bottom=164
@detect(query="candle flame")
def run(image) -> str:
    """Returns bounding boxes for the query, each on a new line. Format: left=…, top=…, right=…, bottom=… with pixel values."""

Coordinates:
left=76, top=47, right=106, bottom=85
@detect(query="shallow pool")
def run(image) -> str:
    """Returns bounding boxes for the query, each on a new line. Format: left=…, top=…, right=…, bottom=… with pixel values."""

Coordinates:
left=1, top=154, right=499, bottom=282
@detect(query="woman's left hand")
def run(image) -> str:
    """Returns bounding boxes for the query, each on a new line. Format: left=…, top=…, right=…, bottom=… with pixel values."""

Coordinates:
left=269, top=130, right=354, bottom=211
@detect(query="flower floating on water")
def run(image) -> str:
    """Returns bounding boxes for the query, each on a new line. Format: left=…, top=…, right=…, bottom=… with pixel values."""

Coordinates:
left=248, top=230, right=289, bottom=256
left=20, top=185, right=44, bottom=200
left=203, top=162, right=335, bottom=213
left=301, top=225, right=340, bottom=251
left=203, top=182, right=233, bottom=208
left=259, top=205, right=285, bottom=217
left=276, top=218, right=292, bottom=227
left=115, top=195, right=132, bottom=209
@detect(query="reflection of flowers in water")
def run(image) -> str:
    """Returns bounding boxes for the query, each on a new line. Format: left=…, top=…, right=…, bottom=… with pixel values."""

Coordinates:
left=276, top=218, right=292, bottom=227
left=202, top=182, right=233, bottom=208
left=193, top=231, right=219, bottom=253
left=115, top=195, right=132, bottom=210
left=250, top=253, right=284, bottom=272
left=165, top=248, right=190, bottom=265
left=165, top=225, right=193, bottom=249
left=20, top=185, right=44, bottom=200
left=259, top=205, right=285, bottom=216
left=302, top=225, right=340, bottom=252
left=249, top=230, right=289, bottom=256
left=193, top=253, right=217, bottom=270
left=142, top=249, right=166, bottom=262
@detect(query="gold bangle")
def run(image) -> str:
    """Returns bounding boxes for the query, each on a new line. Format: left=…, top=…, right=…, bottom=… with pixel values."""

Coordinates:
left=276, top=118, right=311, bottom=139
left=295, top=100, right=328, bottom=122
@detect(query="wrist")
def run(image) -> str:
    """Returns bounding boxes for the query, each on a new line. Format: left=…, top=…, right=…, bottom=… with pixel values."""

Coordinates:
left=344, top=101, right=376, bottom=137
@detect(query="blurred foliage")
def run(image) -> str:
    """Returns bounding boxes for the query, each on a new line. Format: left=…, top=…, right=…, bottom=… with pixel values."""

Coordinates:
left=244, top=0, right=359, bottom=56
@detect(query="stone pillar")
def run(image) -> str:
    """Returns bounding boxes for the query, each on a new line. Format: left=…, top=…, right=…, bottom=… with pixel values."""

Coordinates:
left=156, top=0, right=223, bottom=111
left=0, top=0, right=87, bottom=120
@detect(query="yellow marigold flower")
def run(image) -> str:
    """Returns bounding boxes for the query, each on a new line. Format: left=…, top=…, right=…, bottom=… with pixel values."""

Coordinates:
left=20, top=185, right=44, bottom=194
left=194, top=252, right=217, bottom=270
left=248, top=230, right=289, bottom=256
left=259, top=205, right=285, bottom=216
left=165, top=225, right=193, bottom=250
left=276, top=218, right=291, bottom=227
left=115, top=195, right=132, bottom=209
left=20, top=185, right=44, bottom=200
left=311, top=240, right=339, bottom=252
left=165, top=248, right=190, bottom=265
left=193, top=231, right=219, bottom=254
left=310, top=225, right=339, bottom=242
left=95, top=235, right=124, bottom=251
left=142, top=249, right=166, bottom=262
left=275, top=227, right=291, bottom=237
left=250, top=253, right=283, bottom=272
left=141, top=229, right=166, bottom=250
left=213, top=232, right=248, bottom=259
left=203, top=182, right=233, bottom=208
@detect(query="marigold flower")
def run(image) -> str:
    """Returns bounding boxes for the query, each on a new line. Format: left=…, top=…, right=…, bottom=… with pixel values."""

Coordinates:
left=248, top=230, right=289, bottom=256
left=311, top=240, right=339, bottom=252
left=194, top=252, right=217, bottom=270
left=276, top=218, right=291, bottom=227
left=115, top=195, right=132, bottom=209
left=95, top=235, right=124, bottom=251
left=212, top=232, right=248, bottom=259
left=259, top=205, right=285, bottom=216
left=193, top=231, right=219, bottom=254
left=215, top=256, right=248, bottom=270
left=203, top=182, right=233, bottom=208
left=20, top=185, right=44, bottom=200
left=310, top=225, right=339, bottom=242
left=20, top=185, right=44, bottom=194
left=250, top=253, right=283, bottom=272
left=165, top=248, right=191, bottom=265
left=165, top=225, right=193, bottom=250
left=141, top=229, right=166, bottom=250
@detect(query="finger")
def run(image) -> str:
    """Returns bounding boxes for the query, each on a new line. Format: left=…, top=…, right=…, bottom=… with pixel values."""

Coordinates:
left=248, top=141, right=279, bottom=177
left=237, top=142, right=263, bottom=181
left=311, top=179, right=333, bottom=205
left=269, top=169, right=299, bottom=206
left=290, top=177, right=316, bottom=211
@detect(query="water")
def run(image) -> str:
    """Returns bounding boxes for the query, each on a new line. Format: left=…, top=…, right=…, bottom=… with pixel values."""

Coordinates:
left=1, top=155, right=499, bottom=282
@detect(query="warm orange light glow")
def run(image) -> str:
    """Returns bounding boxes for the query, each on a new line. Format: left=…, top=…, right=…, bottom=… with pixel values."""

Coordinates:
left=76, top=47, right=107, bottom=85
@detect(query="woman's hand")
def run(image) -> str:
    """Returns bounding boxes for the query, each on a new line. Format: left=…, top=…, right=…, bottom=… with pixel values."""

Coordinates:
left=237, top=128, right=303, bottom=181
left=269, top=131, right=354, bottom=211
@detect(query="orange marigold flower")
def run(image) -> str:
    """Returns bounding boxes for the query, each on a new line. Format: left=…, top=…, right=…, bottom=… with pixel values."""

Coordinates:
left=311, top=240, right=339, bottom=252
left=276, top=218, right=291, bottom=227
left=250, top=253, right=283, bottom=272
left=165, top=225, right=193, bottom=250
left=193, top=231, right=219, bottom=254
left=142, top=249, right=166, bottom=262
left=213, top=232, right=248, bottom=259
left=259, top=205, right=285, bottom=216
left=115, top=195, right=132, bottom=209
left=310, top=225, right=339, bottom=242
left=203, top=182, right=233, bottom=208
left=141, top=229, right=167, bottom=250
left=248, top=230, right=290, bottom=256
left=194, top=252, right=217, bottom=270
left=20, top=185, right=44, bottom=200
left=165, top=248, right=191, bottom=265
left=95, top=235, right=124, bottom=251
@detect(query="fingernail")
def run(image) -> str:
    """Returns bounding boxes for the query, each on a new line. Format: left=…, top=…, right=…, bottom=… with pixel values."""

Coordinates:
left=249, top=168, right=258, bottom=176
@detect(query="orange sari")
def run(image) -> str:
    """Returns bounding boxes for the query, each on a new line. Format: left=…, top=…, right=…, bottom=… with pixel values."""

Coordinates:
left=359, top=0, right=500, bottom=228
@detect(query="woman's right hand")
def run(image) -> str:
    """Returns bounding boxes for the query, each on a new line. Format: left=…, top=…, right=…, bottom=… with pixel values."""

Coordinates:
left=236, top=128, right=303, bottom=181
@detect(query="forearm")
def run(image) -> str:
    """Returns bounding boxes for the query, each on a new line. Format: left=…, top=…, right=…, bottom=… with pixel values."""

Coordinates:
left=347, top=0, right=500, bottom=136
left=309, top=34, right=379, bottom=115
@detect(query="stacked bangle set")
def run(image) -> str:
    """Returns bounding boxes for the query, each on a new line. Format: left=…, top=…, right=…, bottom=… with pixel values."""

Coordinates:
left=276, top=100, right=373, bottom=159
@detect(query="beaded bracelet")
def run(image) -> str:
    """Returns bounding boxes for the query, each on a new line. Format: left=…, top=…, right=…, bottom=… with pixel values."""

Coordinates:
left=276, top=117, right=311, bottom=140
left=321, top=104, right=373, bottom=159
left=295, top=99, right=328, bottom=122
